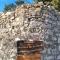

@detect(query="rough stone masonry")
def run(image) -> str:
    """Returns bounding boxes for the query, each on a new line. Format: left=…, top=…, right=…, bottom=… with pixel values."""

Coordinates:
left=0, top=2, right=60, bottom=60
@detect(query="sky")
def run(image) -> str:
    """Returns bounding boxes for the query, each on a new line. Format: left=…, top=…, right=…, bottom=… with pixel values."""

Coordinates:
left=0, top=0, right=33, bottom=12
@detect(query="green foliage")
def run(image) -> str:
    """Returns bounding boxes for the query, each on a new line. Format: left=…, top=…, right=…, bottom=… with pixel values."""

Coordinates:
left=51, top=0, right=60, bottom=11
left=16, top=0, right=24, bottom=5
left=34, top=0, right=60, bottom=11
left=4, top=3, right=16, bottom=12
left=4, top=0, right=25, bottom=12
left=4, top=0, right=60, bottom=12
left=57, top=1, right=60, bottom=11
left=34, top=0, right=52, bottom=3
left=51, top=0, right=58, bottom=8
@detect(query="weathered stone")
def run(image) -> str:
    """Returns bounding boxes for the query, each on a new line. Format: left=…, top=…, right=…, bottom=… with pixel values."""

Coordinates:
left=58, top=37, right=60, bottom=43
left=57, top=55, right=60, bottom=59
left=0, top=2, right=60, bottom=60
left=58, top=45, right=60, bottom=51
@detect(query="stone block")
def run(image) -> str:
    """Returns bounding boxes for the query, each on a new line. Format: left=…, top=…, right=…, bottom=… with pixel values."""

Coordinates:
left=58, top=37, right=60, bottom=43
left=45, top=56, right=54, bottom=60
left=57, top=55, right=60, bottom=60
left=0, top=58, right=2, bottom=60
left=58, top=45, right=60, bottom=51
left=52, top=37, right=57, bottom=41
left=0, top=2, right=60, bottom=60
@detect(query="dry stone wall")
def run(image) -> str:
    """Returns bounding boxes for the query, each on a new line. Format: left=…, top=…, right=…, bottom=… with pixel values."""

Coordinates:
left=0, top=2, right=60, bottom=60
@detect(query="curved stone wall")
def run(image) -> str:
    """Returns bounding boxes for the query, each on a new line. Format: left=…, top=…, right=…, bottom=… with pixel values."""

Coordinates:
left=0, top=2, right=60, bottom=60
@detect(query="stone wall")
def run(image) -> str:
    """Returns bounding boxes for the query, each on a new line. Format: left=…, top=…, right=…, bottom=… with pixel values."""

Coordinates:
left=0, top=2, right=60, bottom=60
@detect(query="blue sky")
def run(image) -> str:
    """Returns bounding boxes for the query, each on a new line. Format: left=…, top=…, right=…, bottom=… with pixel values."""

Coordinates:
left=0, top=0, right=33, bottom=12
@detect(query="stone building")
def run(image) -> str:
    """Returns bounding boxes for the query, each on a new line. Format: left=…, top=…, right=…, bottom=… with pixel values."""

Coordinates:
left=0, top=2, right=60, bottom=60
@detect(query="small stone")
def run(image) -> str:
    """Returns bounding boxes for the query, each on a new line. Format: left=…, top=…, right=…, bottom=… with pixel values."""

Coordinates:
left=57, top=55, right=60, bottom=59
left=57, top=21, right=60, bottom=25
left=58, top=45, right=60, bottom=51
left=0, top=58, right=2, bottom=60
left=58, top=37, right=60, bottom=43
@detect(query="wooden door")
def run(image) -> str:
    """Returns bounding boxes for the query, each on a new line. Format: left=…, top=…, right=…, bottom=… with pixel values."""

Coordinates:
left=16, top=40, right=43, bottom=60
left=16, top=52, right=41, bottom=60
